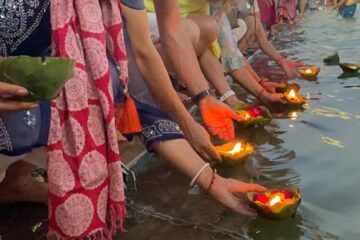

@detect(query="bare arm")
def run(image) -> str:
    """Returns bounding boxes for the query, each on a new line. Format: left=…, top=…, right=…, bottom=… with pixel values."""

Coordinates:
left=121, top=4, right=220, bottom=161
left=254, top=13, right=283, bottom=62
left=153, top=0, right=210, bottom=96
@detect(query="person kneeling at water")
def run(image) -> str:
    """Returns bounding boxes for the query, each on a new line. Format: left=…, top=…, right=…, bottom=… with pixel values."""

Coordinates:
left=334, top=0, right=357, bottom=18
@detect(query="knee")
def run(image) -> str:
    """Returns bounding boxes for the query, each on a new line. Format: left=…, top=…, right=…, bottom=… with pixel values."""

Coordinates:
left=199, top=16, right=219, bottom=46
left=181, top=18, right=201, bottom=46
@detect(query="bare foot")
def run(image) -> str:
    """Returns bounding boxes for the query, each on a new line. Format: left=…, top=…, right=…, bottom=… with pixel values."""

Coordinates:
left=0, top=161, right=48, bottom=205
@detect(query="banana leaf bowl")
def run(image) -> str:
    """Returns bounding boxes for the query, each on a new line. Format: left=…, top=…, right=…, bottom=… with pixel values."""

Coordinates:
left=233, top=103, right=272, bottom=128
left=214, top=141, right=254, bottom=166
left=323, top=52, right=340, bottom=66
left=339, top=63, right=360, bottom=73
left=247, top=188, right=301, bottom=220
left=0, top=56, right=75, bottom=101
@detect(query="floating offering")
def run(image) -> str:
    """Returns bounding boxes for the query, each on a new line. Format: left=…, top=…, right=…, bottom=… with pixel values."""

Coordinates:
left=283, top=87, right=305, bottom=106
left=233, top=104, right=272, bottom=127
left=215, top=142, right=254, bottom=165
left=339, top=63, right=360, bottom=73
left=0, top=55, right=75, bottom=101
left=323, top=52, right=340, bottom=66
left=298, top=67, right=320, bottom=78
left=247, top=189, right=301, bottom=220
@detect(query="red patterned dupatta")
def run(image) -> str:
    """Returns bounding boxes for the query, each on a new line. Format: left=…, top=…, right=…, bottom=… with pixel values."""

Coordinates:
left=47, top=0, right=134, bottom=239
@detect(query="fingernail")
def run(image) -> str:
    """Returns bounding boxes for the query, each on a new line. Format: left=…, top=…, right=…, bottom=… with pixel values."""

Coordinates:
left=18, top=89, right=28, bottom=95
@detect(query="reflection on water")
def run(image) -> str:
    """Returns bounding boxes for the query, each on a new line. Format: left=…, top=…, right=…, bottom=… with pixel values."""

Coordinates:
left=123, top=8, right=360, bottom=240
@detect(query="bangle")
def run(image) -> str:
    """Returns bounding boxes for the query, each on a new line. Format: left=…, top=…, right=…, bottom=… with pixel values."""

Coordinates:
left=258, top=79, right=265, bottom=86
left=257, top=88, right=266, bottom=98
left=205, top=169, right=217, bottom=195
left=189, top=163, right=210, bottom=188
left=219, top=90, right=236, bottom=102
left=193, top=89, right=215, bottom=104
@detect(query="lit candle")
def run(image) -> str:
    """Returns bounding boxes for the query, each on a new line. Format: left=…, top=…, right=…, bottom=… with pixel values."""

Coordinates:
left=339, top=63, right=360, bottom=73
left=284, top=88, right=305, bottom=105
left=298, top=67, right=320, bottom=77
left=248, top=189, right=301, bottom=220
left=228, top=142, right=242, bottom=155
left=269, top=195, right=281, bottom=206
left=215, top=142, right=254, bottom=165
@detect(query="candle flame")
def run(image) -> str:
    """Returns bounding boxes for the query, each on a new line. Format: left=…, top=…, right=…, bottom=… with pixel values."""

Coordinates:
left=288, top=89, right=296, bottom=99
left=305, top=69, right=312, bottom=74
left=228, top=143, right=242, bottom=155
left=269, top=195, right=281, bottom=206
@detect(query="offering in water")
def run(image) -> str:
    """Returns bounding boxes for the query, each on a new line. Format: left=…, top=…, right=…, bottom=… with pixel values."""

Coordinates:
left=0, top=56, right=75, bottom=101
left=215, top=141, right=254, bottom=165
left=283, top=87, right=305, bottom=106
left=323, top=52, right=340, bottom=66
left=247, top=188, right=301, bottom=220
left=298, top=67, right=320, bottom=78
left=339, top=63, right=360, bottom=73
left=233, top=104, right=272, bottom=127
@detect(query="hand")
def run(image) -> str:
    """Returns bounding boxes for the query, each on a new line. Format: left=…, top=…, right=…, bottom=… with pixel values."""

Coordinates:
left=210, top=176, right=266, bottom=216
left=261, top=80, right=286, bottom=94
left=259, top=90, right=286, bottom=104
left=0, top=82, right=38, bottom=112
left=279, top=59, right=300, bottom=79
left=182, top=120, right=221, bottom=163
left=199, top=95, right=240, bottom=141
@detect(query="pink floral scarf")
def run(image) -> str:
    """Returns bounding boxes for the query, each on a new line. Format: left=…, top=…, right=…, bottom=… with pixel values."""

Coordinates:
left=47, top=0, right=128, bottom=239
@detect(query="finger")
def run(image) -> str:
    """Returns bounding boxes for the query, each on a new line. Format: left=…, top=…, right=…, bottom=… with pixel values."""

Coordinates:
left=226, top=108, right=241, bottom=121
left=205, top=145, right=222, bottom=162
left=242, top=183, right=267, bottom=192
left=0, top=82, right=29, bottom=96
left=0, top=101, right=38, bottom=112
left=198, top=150, right=212, bottom=163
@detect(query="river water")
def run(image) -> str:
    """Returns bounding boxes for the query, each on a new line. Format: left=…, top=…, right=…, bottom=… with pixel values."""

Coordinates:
left=123, top=8, right=360, bottom=240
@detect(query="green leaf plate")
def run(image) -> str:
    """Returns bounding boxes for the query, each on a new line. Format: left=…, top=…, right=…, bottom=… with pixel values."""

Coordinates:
left=0, top=56, right=75, bottom=101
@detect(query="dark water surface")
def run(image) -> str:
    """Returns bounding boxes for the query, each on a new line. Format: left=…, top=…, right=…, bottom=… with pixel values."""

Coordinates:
left=123, top=9, right=360, bottom=240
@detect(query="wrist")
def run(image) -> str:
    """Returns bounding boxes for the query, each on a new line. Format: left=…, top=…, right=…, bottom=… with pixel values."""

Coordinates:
left=193, top=88, right=215, bottom=105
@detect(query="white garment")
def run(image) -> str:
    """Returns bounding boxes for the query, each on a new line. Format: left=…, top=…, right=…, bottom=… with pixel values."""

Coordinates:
left=232, top=18, right=248, bottom=42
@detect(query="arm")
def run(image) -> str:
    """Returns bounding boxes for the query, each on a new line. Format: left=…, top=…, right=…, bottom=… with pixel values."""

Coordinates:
left=253, top=13, right=298, bottom=78
left=152, top=0, right=210, bottom=97
left=121, top=4, right=220, bottom=161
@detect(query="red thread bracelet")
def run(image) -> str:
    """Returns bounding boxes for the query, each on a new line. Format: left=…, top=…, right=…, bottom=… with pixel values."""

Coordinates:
left=205, top=169, right=217, bottom=195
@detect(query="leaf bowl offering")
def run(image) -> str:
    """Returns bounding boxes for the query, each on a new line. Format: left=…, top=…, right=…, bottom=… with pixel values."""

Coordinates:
left=247, top=188, right=301, bottom=220
left=283, top=87, right=305, bottom=107
left=214, top=141, right=254, bottom=166
left=0, top=56, right=75, bottom=101
left=338, top=63, right=360, bottom=73
left=233, top=103, right=272, bottom=128
left=298, top=67, right=320, bottom=78
left=323, top=52, right=340, bottom=66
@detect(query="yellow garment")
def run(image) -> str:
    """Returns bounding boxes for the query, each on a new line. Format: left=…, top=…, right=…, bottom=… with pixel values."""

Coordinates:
left=145, top=0, right=221, bottom=59
left=145, top=0, right=209, bottom=15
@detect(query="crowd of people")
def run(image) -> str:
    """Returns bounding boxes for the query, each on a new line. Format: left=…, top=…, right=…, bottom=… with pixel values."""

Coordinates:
left=0, top=0, right=356, bottom=239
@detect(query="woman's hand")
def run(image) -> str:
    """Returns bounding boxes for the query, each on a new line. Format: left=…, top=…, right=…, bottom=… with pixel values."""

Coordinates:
left=260, top=78, right=286, bottom=94
left=0, top=82, right=38, bottom=112
left=182, top=120, right=221, bottom=163
left=279, top=59, right=300, bottom=79
left=259, top=90, right=286, bottom=105
left=210, top=176, right=266, bottom=216
left=199, top=95, right=240, bottom=141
